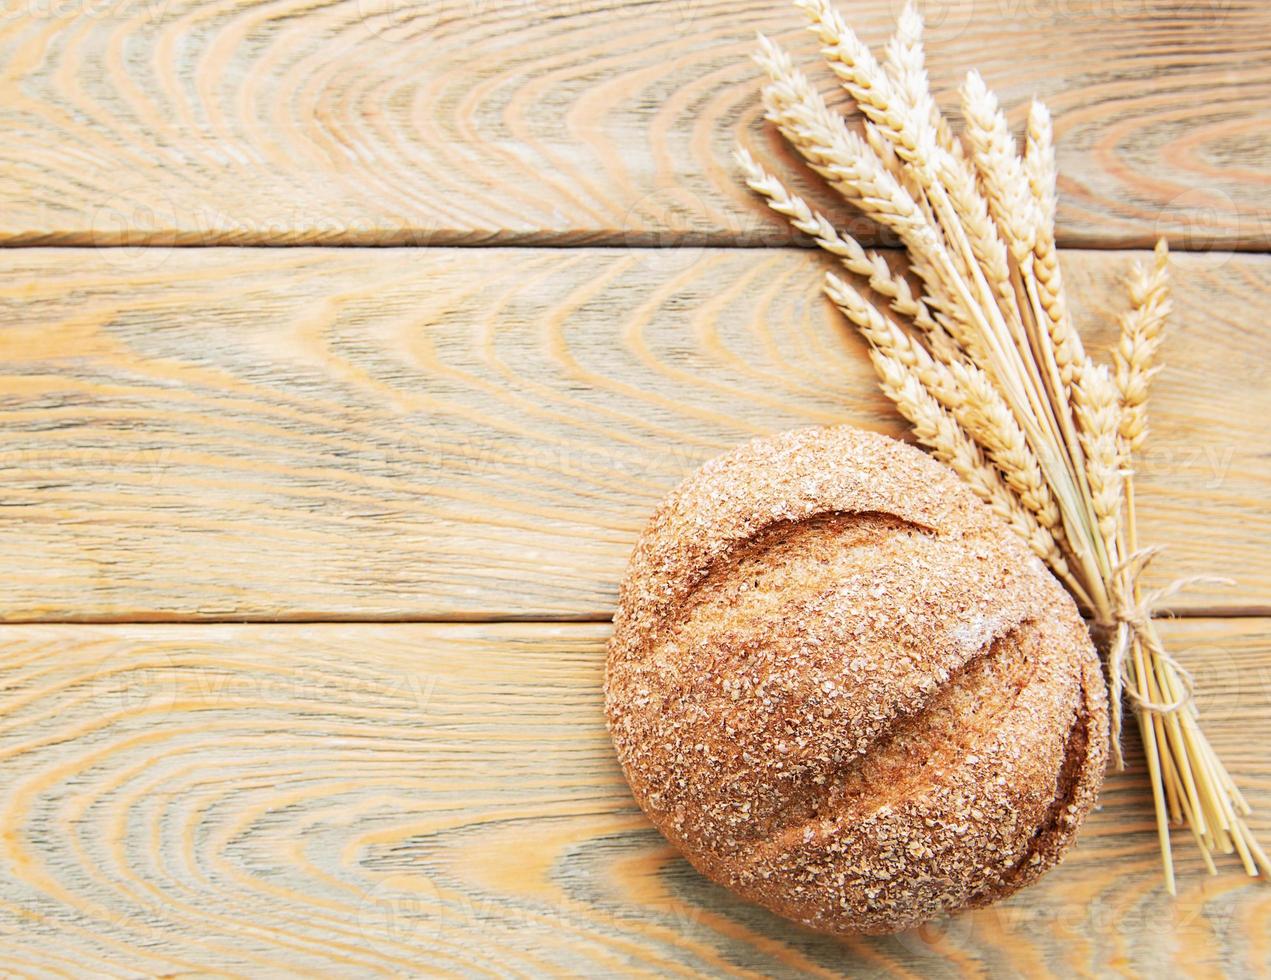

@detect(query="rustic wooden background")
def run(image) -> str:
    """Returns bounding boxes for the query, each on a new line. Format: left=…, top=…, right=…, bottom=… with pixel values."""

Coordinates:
left=1, top=0, right=1269, bottom=976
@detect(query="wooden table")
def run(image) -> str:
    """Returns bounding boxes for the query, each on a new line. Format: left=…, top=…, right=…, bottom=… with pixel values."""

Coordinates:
left=1, top=1, right=1269, bottom=975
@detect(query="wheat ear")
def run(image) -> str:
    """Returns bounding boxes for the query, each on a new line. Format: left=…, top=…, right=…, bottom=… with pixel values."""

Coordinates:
left=1074, top=361, right=1124, bottom=549
left=1114, top=239, right=1171, bottom=455
left=754, top=37, right=939, bottom=259
left=1023, top=99, right=1086, bottom=390
left=883, top=1, right=960, bottom=159
left=735, top=148, right=938, bottom=332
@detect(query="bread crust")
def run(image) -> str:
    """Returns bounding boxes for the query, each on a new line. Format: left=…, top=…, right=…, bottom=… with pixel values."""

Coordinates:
left=605, top=426, right=1109, bottom=935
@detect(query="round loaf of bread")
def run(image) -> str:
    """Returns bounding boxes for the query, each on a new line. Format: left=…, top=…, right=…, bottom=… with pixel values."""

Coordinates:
left=605, top=426, right=1108, bottom=935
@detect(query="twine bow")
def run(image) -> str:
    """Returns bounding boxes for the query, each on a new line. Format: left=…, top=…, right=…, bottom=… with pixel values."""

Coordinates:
left=1100, top=547, right=1234, bottom=769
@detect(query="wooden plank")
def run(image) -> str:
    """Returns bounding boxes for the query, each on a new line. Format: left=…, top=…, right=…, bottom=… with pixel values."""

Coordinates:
left=2, top=247, right=1268, bottom=621
left=0, top=619, right=1265, bottom=976
left=1, top=0, right=1268, bottom=248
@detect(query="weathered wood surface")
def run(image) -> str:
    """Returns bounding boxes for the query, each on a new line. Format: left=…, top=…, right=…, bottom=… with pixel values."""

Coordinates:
left=0, top=619, right=1265, bottom=977
left=1, top=0, right=1269, bottom=248
left=1, top=247, right=1267, bottom=622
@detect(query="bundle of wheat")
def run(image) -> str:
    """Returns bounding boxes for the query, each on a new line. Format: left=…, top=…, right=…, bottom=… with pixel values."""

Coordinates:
left=737, top=0, right=1267, bottom=891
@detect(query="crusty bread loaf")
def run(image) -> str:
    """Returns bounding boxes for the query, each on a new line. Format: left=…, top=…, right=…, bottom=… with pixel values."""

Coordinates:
left=605, top=426, right=1108, bottom=935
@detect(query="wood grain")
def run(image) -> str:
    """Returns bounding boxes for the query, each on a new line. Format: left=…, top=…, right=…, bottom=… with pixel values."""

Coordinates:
left=1, top=0, right=1269, bottom=248
left=0, top=619, right=1265, bottom=977
left=2, top=246, right=1268, bottom=622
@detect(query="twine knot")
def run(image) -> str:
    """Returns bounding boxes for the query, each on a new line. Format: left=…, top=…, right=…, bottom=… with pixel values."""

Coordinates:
left=1099, top=547, right=1233, bottom=769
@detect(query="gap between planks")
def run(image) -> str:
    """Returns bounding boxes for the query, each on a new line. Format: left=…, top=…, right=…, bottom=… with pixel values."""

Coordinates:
left=12, top=607, right=1271, bottom=626
left=5, top=242, right=1271, bottom=254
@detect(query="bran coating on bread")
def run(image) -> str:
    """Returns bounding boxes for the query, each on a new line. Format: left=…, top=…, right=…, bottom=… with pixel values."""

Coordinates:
left=605, top=426, right=1109, bottom=935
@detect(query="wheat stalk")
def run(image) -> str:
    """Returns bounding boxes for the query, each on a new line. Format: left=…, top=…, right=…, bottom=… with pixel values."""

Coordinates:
left=740, top=0, right=1267, bottom=891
